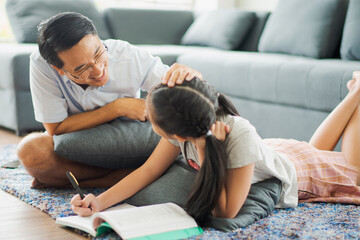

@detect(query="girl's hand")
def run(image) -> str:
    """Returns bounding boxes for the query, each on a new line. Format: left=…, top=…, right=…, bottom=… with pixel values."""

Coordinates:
left=211, top=121, right=231, bottom=142
left=70, top=194, right=102, bottom=217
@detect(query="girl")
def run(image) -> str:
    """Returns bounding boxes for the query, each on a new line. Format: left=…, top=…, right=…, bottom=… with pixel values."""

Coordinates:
left=71, top=74, right=360, bottom=225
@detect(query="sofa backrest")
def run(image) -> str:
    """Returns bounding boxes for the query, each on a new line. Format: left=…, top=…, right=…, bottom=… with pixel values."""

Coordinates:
left=104, top=8, right=194, bottom=45
left=237, top=12, right=270, bottom=52
left=6, top=0, right=111, bottom=43
left=258, top=0, right=349, bottom=59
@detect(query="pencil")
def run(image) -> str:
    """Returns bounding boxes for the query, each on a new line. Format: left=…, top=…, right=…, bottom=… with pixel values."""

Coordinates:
left=66, top=171, right=85, bottom=199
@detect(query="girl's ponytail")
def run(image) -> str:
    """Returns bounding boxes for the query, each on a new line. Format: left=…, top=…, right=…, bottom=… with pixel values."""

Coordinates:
left=217, top=93, right=240, bottom=117
left=185, top=134, right=226, bottom=225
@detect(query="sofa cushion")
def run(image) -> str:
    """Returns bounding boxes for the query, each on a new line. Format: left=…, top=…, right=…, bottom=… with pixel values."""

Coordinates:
left=104, top=8, right=193, bottom=45
left=258, top=0, right=349, bottom=58
left=340, top=0, right=360, bottom=60
left=181, top=10, right=255, bottom=50
left=177, top=51, right=358, bottom=113
left=136, top=44, right=221, bottom=66
left=238, top=12, right=270, bottom=52
left=6, top=0, right=111, bottom=43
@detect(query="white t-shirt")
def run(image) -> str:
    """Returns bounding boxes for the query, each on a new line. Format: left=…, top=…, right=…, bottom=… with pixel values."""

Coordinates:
left=170, top=115, right=298, bottom=208
left=30, top=39, right=169, bottom=123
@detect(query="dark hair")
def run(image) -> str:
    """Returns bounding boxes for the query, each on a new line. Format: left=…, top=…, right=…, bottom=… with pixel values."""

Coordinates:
left=149, top=78, right=239, bottom=225
left=37, top=12, right=98, bottom=68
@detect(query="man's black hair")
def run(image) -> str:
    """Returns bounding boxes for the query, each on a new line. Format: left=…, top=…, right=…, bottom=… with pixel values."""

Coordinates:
left=37, top=12, right=98, bottom=68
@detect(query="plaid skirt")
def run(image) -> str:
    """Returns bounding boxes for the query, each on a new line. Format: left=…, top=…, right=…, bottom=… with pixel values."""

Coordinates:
left=264, top=138, right=360, bottom=205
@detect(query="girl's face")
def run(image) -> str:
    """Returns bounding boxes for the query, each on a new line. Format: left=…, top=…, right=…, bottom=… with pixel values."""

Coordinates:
left=146, top=96, right=176, bottom=140
left=146, top=95, right=205, bottom=166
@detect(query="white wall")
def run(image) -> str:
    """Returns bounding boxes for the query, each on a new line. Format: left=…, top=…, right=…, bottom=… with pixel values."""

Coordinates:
left=0, top=0, right=15, bottom=42
left=236, top=0, right=279, bottom=11
left=194, top=0, right=279, bottom=11
left=194, top=0, right=238, bottom=10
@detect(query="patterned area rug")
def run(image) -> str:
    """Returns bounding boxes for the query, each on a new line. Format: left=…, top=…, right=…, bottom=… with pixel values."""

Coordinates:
left=1, top=144, right=360, bottom=239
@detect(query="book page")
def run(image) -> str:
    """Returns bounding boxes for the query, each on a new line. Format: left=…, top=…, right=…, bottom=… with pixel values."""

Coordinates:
left=56, top=203, right=135, bottom=237
left=95, top=203, right=198, bottom=239
left=56, top=215, right=96, bottom=236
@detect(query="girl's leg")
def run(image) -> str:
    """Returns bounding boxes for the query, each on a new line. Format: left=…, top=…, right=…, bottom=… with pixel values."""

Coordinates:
left=309, top=72, right=360, bottom=151
left=341, top=105, right=360, bottom=172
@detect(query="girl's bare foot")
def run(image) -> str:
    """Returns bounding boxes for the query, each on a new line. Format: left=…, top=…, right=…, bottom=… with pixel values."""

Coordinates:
left=347, top=79, right=355, bottom=92
left=348, top=71, right=360, bottom=92
left=31, top=177, right=73, bottom=189
left=346, top=72, right=360, bottom=105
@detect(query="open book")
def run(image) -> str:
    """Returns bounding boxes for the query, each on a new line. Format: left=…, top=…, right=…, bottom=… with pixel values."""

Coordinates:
left=56, top=202, right=203, bottom=239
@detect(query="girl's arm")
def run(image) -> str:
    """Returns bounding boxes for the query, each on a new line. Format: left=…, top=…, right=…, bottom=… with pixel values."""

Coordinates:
left=212, top=163, right=254, bottom=218
left=71, top=137, right=181, bottom=216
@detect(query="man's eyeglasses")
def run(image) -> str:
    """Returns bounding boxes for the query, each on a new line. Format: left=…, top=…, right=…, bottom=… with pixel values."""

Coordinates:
left=63, top=44, right=108, bottom=80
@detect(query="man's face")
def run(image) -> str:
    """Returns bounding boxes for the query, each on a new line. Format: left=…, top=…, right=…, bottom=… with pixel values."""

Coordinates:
left=55, top=34, right=109, bottom=87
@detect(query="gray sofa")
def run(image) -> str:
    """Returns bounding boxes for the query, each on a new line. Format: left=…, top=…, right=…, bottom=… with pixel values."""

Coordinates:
left=2, top=0, right=360, bottom=151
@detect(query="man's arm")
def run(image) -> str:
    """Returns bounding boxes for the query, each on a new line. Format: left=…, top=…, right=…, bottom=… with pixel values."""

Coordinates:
left=44, top=98, right=146, bottom=136
left=44, top=62, right=204, bottom=136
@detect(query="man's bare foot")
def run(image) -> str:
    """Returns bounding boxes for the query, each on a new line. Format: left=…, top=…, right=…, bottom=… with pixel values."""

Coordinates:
left=79, top=168, right=134, bottom=188
left=31, top=178, right=52, bottom=189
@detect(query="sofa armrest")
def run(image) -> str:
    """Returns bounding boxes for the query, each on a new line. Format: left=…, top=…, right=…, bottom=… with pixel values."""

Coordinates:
left=104, top=8, right=194, bottom=45
left=0, top=43, right=42, bottom=135
left=0, top=43, right=37, bottom=91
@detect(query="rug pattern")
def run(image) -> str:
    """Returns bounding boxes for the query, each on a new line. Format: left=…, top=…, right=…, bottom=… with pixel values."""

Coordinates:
left=1, top=144, right=360, bottom=239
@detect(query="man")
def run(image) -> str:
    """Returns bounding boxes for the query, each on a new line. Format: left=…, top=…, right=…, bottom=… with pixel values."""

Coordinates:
left=17, top=12, right=202, bottom=188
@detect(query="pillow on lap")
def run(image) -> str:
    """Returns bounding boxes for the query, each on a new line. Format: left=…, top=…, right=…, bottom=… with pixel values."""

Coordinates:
left=53, top=118, right=160, bottom=169
left=125, top=158, right=282, bottom=231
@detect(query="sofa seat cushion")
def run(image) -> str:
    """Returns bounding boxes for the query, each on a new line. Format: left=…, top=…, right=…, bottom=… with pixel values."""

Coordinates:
left=137, top=45, right=221, bottom=66
left=177, top=51, right=359, bottom=112
left=258, top=0, right=348, bottom=58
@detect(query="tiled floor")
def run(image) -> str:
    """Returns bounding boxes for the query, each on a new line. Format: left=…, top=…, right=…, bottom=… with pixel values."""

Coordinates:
left=0, top=128, right=87, bottom=240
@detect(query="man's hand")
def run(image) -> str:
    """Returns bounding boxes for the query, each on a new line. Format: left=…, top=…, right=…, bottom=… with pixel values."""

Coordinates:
left=116, top=98, right=147, bottom=121
left=210, top=121, right=231, bottom=142
left=162, top=63, right=203, bottom=87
